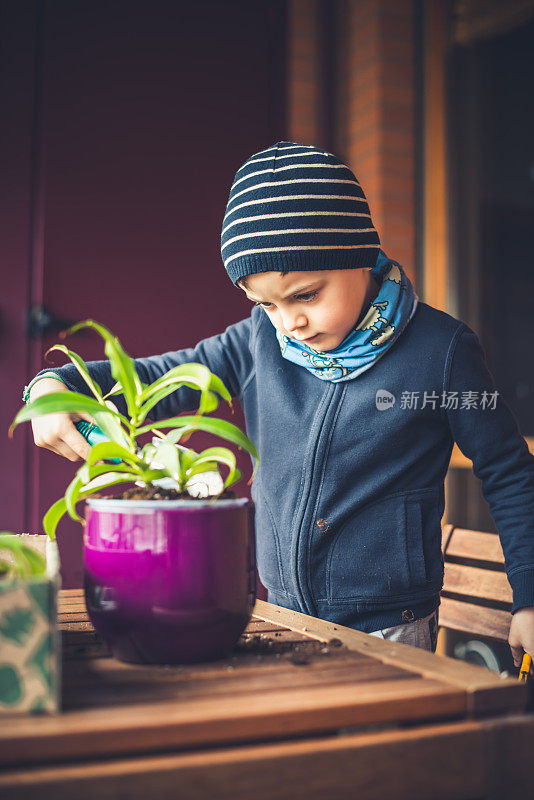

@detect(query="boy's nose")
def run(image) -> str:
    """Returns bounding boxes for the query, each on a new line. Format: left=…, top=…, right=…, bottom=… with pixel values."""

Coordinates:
left=283, top=311, right=308, bottom=337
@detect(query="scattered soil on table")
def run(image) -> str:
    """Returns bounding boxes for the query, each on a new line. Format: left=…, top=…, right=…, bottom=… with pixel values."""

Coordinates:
left=91, top=486, right=237, bottom=501
left=235, top=633, right=347, bottom=665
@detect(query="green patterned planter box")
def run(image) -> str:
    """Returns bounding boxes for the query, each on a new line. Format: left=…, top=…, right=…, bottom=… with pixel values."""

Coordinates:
left=0, top=535, right=60, bottom=714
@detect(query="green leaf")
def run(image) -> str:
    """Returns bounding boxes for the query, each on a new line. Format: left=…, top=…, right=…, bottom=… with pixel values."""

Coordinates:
left=186, top=447, right=241, bottom=489
left=140, top=442, right=157, bottom=463
left=186, top=460, right=219, bottom=474
left=64, top=320, right=142, bottom=419
left=137, top=468, right=169, bottom=484
left=77, top=462, right=138, bottom=484
left=102, top=381, right=123, bottom=400
left=155, top=437, right=198, bottom=470
left=145, top=439, right=200, bottom=484
left=92, top=405, right=132, bottom=448
left=15, top=542, right=47, bottom=577
left=45, top=344, right=104, bottom=403
left=140, top=363, right=231, bottom=405
left=43, top=498, right=70, bottom=540
left=64, top=474, right=85, bottom=523
left=9, top=391, right=129, bottom=436
left=43, top=470, right=164, bottom=539
left=0, top=533, right=46, bottom=579
left=138, top=384, right=219, bottom=424
left=64, top=465, right=153, bottom=522
left=149, top=441, right=186, bottom=484
left=86, top=441, right=141, bottom=469
left=138, top=363, right=231, bottom=422
left=176, top=444, right=198, bottom=473
left=0, top=537, right=32, bottom=579
left=138, top=415, right=258, bottom=481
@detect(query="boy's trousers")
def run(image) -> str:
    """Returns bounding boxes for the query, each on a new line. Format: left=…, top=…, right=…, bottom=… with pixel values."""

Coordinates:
left=369, top=609, right=439, bottom=652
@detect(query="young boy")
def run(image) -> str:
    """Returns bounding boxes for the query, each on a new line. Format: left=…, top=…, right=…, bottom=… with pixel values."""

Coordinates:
left=25, top=141, right=534, bottom=664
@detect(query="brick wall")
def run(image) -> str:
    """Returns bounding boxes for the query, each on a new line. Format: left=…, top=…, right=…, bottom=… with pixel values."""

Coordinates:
left=286, top=0, right=323, bottom=144
left=287, top=0, right=417, bottom=285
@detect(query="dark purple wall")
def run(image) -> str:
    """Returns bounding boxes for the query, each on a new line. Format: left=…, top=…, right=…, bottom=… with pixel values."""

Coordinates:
left=1, top=0, right=287, bottom=591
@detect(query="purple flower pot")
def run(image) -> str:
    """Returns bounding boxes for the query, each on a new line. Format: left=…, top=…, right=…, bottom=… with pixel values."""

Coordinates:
left=83, top=497, right=256, bottom=664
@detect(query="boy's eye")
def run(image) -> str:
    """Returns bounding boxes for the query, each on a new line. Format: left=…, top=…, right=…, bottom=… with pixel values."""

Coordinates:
left=253, top=291, right=318, bottom=309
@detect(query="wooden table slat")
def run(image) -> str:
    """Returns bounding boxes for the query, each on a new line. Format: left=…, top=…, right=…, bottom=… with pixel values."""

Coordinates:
left=62, top=663, right=421, bottom=710
left=0, top=677, right=466, bottom=768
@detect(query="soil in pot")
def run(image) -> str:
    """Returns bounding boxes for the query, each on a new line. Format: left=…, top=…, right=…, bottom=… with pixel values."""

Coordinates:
left=92, top=485, right=238, bottom=501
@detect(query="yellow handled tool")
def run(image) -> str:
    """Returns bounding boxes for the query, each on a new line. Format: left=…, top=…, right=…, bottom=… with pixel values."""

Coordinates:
left=519, top=653, right=531, bottom=682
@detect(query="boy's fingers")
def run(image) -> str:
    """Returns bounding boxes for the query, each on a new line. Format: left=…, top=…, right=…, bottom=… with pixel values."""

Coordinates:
left=72, top=411, right=95, bottom=424
left=509, top=643, right=524, bottom=667
left=508, top=641, right=525, bottom=667
left=43, top=440, right=83, bottom=463
left=510, top=650, right=523, bottom=664
left=63, top=423, right=91, bottom=461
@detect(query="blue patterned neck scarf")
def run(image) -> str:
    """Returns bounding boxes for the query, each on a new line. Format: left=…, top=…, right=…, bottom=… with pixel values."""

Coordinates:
left=274, top=250, right=419, bottom=382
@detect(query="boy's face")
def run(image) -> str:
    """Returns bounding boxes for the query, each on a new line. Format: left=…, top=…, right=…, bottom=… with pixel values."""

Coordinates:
left=239, top=268, right=379, bottom=352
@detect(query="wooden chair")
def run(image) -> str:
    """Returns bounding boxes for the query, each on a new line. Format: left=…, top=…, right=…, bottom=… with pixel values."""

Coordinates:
left=437, top=524, right=512, bottom=664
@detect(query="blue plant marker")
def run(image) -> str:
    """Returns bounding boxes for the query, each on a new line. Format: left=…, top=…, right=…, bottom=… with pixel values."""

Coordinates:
left=75, top=421, right=121, bottom=464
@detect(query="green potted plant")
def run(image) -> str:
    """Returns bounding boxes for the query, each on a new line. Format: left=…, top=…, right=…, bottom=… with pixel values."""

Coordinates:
left=10, top=320, right=259, bottom=665
left=0, top=533, right=60, bottom=713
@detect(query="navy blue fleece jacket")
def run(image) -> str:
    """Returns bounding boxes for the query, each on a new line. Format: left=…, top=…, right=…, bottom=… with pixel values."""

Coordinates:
left=30, top=301, right=534, bottom=632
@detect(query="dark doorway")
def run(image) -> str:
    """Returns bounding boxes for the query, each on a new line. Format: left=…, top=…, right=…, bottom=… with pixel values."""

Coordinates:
left=448, top=15, right=534, bottom=530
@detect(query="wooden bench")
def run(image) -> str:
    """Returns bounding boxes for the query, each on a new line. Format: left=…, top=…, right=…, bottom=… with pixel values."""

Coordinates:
left=437, top=524, right=512, bottom=664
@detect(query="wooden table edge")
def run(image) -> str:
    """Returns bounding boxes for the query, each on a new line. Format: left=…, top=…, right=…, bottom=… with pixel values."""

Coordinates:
left=252, top=600, right=527, bottom=717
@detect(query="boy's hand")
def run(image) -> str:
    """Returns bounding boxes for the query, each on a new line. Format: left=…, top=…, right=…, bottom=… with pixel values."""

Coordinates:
left=508, top=607, right=534, bottom=676
left=28, top=377, right=94, bottom=462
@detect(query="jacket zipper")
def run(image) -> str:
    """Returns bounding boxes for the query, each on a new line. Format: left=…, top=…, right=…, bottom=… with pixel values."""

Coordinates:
left=293, top=383, right=338, bottom=615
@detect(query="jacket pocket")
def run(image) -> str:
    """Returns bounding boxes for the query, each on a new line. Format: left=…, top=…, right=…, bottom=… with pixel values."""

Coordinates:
left=326, top=488, right=437, bottom=602
left=251, top=483, right=288, bottom=594
left=405, top=495, right=428, bottom=586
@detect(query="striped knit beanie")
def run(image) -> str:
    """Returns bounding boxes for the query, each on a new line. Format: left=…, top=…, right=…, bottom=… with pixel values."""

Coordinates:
left=220, top=141, right=380, bottom=286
